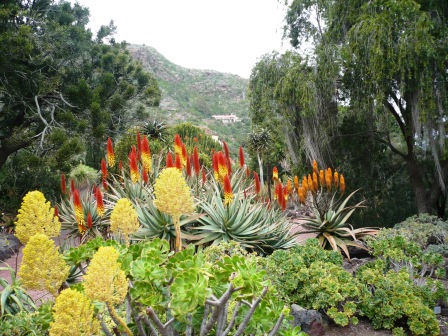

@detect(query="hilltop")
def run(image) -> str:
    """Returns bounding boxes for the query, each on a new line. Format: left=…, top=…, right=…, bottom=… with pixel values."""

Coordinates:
left=127, top=45, right=251, bottom=150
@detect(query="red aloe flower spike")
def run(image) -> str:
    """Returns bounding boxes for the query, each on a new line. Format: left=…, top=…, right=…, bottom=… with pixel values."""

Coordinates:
left=87, top=212, right=93, bottom=229
left=119, top=160, right=123, bottom=172
left=181, top=142, right=188, bottom=168
left=223, top=174, right=233, bottom=205
left=193, top=147, right=200, bottom=175
left=141, top=136, right=152, bottom=173
left=253, top=171, right=261, bottom=194
left=227, top=156, right=232, bottom=176
left=174, top=134, right=183, bottom=157
left=246, top=166, right=250, bottom=178
left=137, top=132, right=142, bottom=160
left=202, top=168, right=207, bottom=184
left=102, top=177, right=108, bottom=190
left=166, top=152, right=174, bottom=168
left=239, top=146, right=245, bottom=167
left=107, top=137, right=115, bottom=167
left=142, top=168, right=149, bottom=184
left=193, top=136, right=198, bottom=143
left=174, top=154, right=182, bottom=170
left=54, top=205, right=59, bottom=218
left=129, top=149, right=139, bottom=183
left=186, top=154, right=192, bottom=176
left=61, top=173, right=66, bottom=194
left=223, top=141, right=230, bottom=160
left=101, top=159, right=108, bottom=179
left=96, top=188, right=105, bottom=217
left=70, top=179, right=75, bottom=194
left=92, top=184, right=97, bottom=195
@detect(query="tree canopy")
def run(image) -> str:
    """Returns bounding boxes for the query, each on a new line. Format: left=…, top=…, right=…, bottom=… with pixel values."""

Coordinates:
left=0, top=0, right=161, bottom=170
left=250, top=0, right=448, bottom=218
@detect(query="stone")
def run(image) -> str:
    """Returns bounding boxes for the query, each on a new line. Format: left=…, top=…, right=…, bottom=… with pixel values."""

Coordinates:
left=0, top=234, right=20, bottom=261
left=290, top=304, right=330, bottom=336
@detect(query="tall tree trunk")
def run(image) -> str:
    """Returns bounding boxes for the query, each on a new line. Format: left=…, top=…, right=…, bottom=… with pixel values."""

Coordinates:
left=257, top=151, right=264, bottom=186
left=407, top=157, right=429, bottom=214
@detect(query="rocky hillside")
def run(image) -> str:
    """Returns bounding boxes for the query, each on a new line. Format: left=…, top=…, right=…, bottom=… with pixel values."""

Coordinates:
left=127, top=45, right=251, bottom=149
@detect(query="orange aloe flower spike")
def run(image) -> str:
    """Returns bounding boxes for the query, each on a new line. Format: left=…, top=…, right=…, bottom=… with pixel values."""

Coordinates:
left=181, top=142, right=188, bottom=168
left=319, top=170, right=325, bottom=187
left=334, top=171, right=339, bottom=187
left=217, top=152, right=228, bottom=182
left=54, top=205, right=59, bottom=218
left=325, top=168, right=333, bottom=190
left=340, top=174, right=346, bottom=194
left=212, top=152, right=219, bottom=180
left=174, top=134, right=183, bottom=158
left=142, top=168, right=149, bottom=184
left=273, top=166, right=279, bottom=183
left=312, top=172, right=318, bottom=192
left=294, top=175, right=299, bottom=190
left=313, top=160, right=318, bottom=176
left=307, top=174, right=313, bottom=192
left=107, top=137, right=115, bottom=167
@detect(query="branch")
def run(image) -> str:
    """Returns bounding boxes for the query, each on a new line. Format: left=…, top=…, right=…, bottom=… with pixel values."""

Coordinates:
left=268, top=312, right=285, bottom=336
left=374, top=132, right=408, bottom=159
left=222, top=301, right=242, bottom=336
left=383, top=97, right=407, bottom=142
left=233, top=287, right=269, bottom=336
left=146, top=307, right=170, bottom=336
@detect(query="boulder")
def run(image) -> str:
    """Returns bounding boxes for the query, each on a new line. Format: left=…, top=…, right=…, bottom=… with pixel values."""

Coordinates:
left=0, top=234, right=19, bottom=261
left=290, top=304, right=330, bottom=336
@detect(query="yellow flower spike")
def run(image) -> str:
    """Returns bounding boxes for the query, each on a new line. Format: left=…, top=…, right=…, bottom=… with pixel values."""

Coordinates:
left=110, top=198, right=140, bottom=247
left=18, top=234, right=69, bottom=296
left=50, top=288, right=99, bottom=336
left=84, top=246, right=128, bottom=305
left=153, top=168, right=195, bottom=252
left=15, top=190, right=61, bottom=244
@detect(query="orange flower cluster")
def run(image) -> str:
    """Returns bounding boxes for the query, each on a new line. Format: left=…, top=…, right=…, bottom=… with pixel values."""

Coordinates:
left=107, top=137, right=115, bottom=168
left=73, top=189, right=85, bottom=233
left=293, top=160, right=346, bottom=204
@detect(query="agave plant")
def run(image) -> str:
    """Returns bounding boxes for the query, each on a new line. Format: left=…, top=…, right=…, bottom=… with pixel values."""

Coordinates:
left=299, top=190, right=379, bottom=259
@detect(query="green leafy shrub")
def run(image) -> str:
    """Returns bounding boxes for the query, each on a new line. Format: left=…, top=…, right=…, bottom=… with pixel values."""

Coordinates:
left=425, top=244, right=448, bottom=257
left=357, top=260, right=441, bottom=335
left=0, top=302, right=52, bottom=336
left=391, top=214, right=448, bottom=248
left=0, top=266, right=36, bottom=316
left=264, top=239, right=359, bottom=326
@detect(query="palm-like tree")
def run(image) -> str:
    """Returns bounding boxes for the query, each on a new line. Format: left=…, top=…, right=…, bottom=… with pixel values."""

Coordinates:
left=248, top=128, right=271, bottom=186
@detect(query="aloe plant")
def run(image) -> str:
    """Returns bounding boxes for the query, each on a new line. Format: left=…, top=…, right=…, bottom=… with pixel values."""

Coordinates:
left=0, top=266, right=36, bottom=316
left=299, top=190, right=379, bottom=259
left=194, top=190, right=298, bottom=254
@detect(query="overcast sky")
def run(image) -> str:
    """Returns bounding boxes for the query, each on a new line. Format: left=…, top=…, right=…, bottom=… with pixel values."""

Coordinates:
left=73, top=0, right=289, bottom=78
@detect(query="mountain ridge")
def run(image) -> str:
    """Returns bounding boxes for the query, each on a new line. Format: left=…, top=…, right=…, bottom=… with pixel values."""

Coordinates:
left=127, top=44, right=251, bottom=149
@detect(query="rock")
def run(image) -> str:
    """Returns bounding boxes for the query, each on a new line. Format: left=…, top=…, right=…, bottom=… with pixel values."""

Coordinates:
left=0, top=234, right=19, bottom=261
left=290, top=304, right=330, bottom=336
left=343, top=257, right=373, bottom=275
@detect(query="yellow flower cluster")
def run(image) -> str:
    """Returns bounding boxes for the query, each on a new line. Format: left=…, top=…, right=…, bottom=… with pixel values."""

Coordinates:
left=15, top=190, right=61, bottom=244
left=18, top=234, right=69, bottom=296
left=84, top=246, right=128, bottom=305
left=110, top=198, right=140, bottom=246
left=153, top=168, right=194, bottom=218
left=153, top=167, right=194, bottom=251
left=49, top=288, right=99, bottom=336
